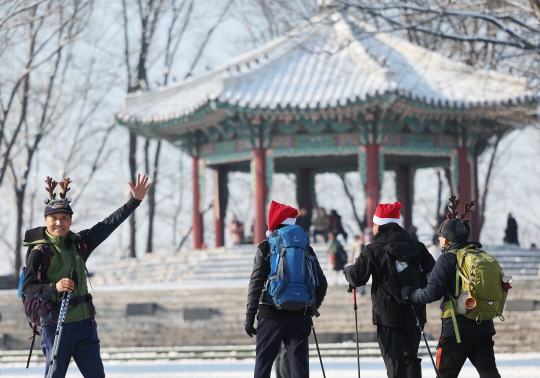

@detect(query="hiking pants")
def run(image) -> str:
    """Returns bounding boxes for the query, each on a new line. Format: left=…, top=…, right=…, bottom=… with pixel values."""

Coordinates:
left=41, top=319, right=105, bottom=378
left=436, top=334, right=501, bottom=378
left=377, top=324, right=422, bottom=378
left=254, top=312, right=311, bottom=378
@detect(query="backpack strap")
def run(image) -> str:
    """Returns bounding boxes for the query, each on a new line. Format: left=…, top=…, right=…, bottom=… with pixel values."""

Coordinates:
left=25, top=244, right=53, bottom=283
left=445, top=251, right=465, bottom=342
left=74, top=235, right=90, bottom=261
left=448, top=297, right=462, bottom=343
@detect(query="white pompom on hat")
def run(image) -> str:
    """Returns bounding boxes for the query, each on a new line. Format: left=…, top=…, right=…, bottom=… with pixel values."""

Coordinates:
left=265, top=200, right=298, bottom=238
left=373, top=201, right=402, bottom=226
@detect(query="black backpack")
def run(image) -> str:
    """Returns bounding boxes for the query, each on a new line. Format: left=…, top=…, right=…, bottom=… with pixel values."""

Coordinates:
left=18, top=243, right=54, bottom=337
left=382, top=242, right=426, bottom=305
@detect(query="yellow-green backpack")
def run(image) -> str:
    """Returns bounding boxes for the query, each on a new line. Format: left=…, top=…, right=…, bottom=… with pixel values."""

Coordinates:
left=444, top=245, right=510, bottom=342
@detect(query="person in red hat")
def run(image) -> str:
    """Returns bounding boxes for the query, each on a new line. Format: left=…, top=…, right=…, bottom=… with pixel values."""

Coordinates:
left=344, top=201, right=435, bottom=378
left=245, top=201, right=328, bottom=378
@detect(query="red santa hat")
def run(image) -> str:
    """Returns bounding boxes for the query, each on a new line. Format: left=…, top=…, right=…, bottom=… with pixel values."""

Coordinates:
left=373, top=201, right=402, bottom=226
left=266, top=201, right=298, bottom=237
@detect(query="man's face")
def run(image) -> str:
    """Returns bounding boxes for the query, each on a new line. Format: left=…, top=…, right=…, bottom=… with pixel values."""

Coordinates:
left=45, top=212, right=72, bottom=238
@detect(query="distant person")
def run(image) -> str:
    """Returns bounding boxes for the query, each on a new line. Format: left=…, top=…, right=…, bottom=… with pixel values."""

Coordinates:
left=295, top=207, right=312, bottom=235
left=504, top=213, right=519, bottom=246
left=329, top=209, right=348, bottom=242
left=530, top=243, right=537, bottom=250
left=349, top=234, right=364, bottom=263
left=312, top=207, right=330, bottom=243
left=22, top=174, right=151, bottom=378
left=228, top=215, right=245, bottom=245
left=327, top=231, right=347, bottom=285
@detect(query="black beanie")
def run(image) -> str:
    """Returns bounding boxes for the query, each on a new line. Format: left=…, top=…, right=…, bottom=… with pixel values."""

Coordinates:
left=438, top=218, right=470, bottom=243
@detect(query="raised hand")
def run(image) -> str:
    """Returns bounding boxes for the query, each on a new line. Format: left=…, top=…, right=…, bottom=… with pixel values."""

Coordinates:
left=129, top=174, right=151, bottom=200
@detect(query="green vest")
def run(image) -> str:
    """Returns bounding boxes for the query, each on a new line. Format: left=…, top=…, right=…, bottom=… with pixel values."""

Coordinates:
left=28, top=231, right=92, bottom=324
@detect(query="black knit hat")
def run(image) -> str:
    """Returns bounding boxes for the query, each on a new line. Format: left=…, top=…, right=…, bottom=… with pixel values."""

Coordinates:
left=44, top=199, right=73, bottom=216
left=438, top=218, right=470, bottom=243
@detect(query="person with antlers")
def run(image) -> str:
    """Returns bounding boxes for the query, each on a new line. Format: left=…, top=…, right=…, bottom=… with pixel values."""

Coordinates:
left=402, top=196, right=502, bottom=378
left=21, top=174, right=150, bottom=378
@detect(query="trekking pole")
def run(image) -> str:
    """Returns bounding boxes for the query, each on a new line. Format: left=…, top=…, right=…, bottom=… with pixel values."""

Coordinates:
left=311, top=320, right=326, bottom=378
left=47, top=270, right=75, bottom=378
left=411, top=306, right=441, bottom=378
left=350, top=285, right=361, bottom=378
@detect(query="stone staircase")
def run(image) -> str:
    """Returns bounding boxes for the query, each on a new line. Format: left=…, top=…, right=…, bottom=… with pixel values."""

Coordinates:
left=83, top=243, right=540, bottom=289
left=1, top=243, right=539, bottom=354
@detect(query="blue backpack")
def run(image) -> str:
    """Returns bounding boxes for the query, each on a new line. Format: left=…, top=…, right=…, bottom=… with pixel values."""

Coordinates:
left=265, top=225, right=318, bottom=311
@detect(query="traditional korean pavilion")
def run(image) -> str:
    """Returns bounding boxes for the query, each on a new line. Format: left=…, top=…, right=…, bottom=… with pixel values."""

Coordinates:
left=116, top=10, right=537, bottom=249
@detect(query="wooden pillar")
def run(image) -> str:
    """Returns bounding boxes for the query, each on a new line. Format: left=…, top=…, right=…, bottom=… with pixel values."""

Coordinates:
left=192, top=156, right=204, bottom=249
left=457, top=147, right=472, bottom=203
left=457, top=147, right=477, bottom=239
left=365, top=144, right=381, bottom=230
left=471, top=155, right=481, bottom=241
left=253, top=148, right=268, bottom=244
left=213, top=166, right=227, bottom=247
left=297, top=169, right=313, bottom=214
left=396, top=165, right=414, bottom=232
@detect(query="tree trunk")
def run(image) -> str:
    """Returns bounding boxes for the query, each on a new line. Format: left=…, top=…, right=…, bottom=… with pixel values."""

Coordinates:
left=145, top=140, right=161, bottom=253
left=338, top=173, right=366, bottom=234
left=479, top=134, right=502, bottom=232
left=13, top=188, right=24, bottom=282
left=128, top=132, right=137, bottom=258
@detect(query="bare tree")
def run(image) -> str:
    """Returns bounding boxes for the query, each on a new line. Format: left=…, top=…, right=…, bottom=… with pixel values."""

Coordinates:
left=338, top=173, right=365, bottom=232
left=120, top=0, right=165, bottom=257
left=2, top=0, right=93, bottom=279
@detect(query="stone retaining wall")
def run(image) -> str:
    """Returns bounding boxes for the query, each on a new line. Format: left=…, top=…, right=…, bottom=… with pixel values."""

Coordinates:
left=1, top=279, right=539, bottom=353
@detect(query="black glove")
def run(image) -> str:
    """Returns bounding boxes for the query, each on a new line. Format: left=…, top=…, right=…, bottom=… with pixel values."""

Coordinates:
left=401, top=286, right=416, bottom=305
left=347, top=284, right=356, bottom=293
left=244, top=314, right=257, bottom=337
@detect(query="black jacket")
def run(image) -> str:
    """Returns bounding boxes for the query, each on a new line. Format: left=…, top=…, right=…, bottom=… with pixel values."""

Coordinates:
left=246, top=238, right=328, bottom=319
left=411, top=241, right=496, bottom=337
left=344, top=223, right=435, bottom=328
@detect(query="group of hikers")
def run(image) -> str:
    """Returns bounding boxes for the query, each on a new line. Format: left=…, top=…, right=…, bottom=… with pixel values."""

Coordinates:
left=19, top=173, right=509, bottom=378
left=245, top=199, right=508, bottom=378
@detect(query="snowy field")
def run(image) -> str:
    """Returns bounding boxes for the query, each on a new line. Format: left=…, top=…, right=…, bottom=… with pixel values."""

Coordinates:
left=1, top=354, right=540, bottom=377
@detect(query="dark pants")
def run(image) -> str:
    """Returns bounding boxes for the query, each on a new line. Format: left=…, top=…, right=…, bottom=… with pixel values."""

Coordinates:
left=377, top=325, right=422, bottom=378
left=254, top=312, right=311, bottom=378
left=436, top=334, right=500, bottom=378
left=41, top=319, right=104, bottom=378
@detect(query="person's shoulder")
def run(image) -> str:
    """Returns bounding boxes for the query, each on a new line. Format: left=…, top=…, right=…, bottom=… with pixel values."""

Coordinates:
left=438, top=251, right=457, bottom=265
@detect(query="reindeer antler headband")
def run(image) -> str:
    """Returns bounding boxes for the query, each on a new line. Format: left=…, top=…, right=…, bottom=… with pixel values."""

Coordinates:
left=43, top=177, right=72, bottom=204
left=446, top=195, right=476, bottom=223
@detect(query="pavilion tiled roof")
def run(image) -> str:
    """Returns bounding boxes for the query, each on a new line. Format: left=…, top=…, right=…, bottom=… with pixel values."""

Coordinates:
left=116, top=10, right=536, bottom=127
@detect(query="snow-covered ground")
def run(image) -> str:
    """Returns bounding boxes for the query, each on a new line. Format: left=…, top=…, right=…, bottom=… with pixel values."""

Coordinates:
left=1, top=353, right=540, bottom=377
